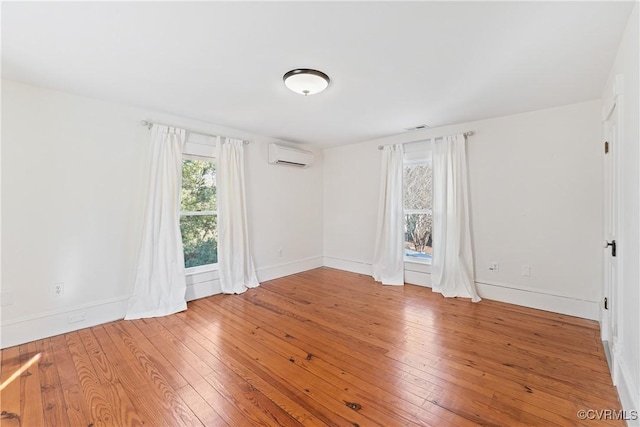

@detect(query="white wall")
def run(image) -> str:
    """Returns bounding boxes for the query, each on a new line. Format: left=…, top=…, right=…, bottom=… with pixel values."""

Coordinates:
left=324, top=100, right=603, bottom=320
left=1, top=80, right=323, bottom=348
left=602, top=4, right=639, bottom=421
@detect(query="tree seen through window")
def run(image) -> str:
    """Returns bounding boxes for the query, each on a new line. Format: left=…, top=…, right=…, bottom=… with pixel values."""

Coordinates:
left=180, top=159, right=217, bottom=268
left=403, top=161, right=432, bottom=260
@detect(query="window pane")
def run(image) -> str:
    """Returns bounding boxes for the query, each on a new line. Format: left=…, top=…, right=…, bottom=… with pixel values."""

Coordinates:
left=403, top=163, right=432, bottom=210
left=180, top=215, right=217, bottom=268
left=181, top=159, right=216, bottom=212
left=404, top=213, right=432, bottom=260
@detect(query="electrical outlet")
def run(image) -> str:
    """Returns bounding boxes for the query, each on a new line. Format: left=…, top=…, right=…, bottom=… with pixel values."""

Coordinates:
left=521, top=265, right=531, bottom=277
left=489, top=262, right=499, bottom=272
left=52, top=282, right=64, bottom=297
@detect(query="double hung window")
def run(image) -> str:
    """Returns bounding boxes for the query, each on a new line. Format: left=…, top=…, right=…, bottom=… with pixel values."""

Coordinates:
left=180, top=136, right=218, bottom=270
left=403, top=151, right=433, bottom=262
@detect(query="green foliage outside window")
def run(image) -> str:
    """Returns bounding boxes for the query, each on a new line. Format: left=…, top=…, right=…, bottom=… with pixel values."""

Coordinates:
left=180, top=159, right=218, bottom=268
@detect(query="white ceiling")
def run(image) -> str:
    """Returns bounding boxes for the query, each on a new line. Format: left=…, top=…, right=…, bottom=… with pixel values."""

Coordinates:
left=2, top=1, right=634, bottom=147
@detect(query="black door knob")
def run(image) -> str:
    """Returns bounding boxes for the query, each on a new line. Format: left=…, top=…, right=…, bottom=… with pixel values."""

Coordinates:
left=604, top=240, right=617, bottom=257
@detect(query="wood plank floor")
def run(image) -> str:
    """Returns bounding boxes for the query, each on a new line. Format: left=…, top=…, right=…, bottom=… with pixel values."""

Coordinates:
left=1, top=267, right=622, bottom=426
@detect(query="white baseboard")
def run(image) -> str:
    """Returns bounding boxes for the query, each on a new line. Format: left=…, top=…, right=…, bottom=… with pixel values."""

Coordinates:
left=323, top=256, right=373, bottom=275
left=1, top=297, right=128, bottom=349
left=405, top=269, right=432, bottom=287
left=405, top=260, right=432, bottom=287
left=615, top=353, right=640, bottom=426
left=257, top=256, right=324, bottom=282
left=0, top=256, right=324, bottom=349
left=323, top=257, right=600, bottom=320
left=475, top=280, right=600, bottom=320
left=185, top=269, right=221, bottom=301
left=0, top=270, right=223, bottom=348
left=187, top=256, right=324, bottom=300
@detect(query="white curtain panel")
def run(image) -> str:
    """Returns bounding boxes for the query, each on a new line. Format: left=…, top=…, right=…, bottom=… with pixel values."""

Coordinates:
left=431, top=135, right=481, bottom=302
left=372, top=144, right=405, bottom=285
left=125, top=125, right=188, bottom=320
left=217, top=138, right=260, bottom=294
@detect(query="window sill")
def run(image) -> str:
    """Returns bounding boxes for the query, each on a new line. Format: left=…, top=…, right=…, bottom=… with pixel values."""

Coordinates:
left=404, top=257, right=432, bottom=266
left=185, top=263, right=219, bottom=276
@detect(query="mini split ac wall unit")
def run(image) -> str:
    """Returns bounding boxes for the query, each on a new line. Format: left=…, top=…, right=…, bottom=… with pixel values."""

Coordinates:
left=268, top=143, right=314, bottom=167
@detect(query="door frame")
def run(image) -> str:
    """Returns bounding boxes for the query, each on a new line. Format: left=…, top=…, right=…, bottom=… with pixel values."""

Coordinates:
left=601, top=73, right=624, bottom=385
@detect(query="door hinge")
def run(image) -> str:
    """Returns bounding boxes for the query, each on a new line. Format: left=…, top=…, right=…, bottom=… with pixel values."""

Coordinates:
left=604, top=297, right=608, bottom=310
left=604, top=141, right=609, bottom=154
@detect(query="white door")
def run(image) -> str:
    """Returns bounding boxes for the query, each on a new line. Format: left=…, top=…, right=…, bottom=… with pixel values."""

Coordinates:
left=602, top=74, right=623, bottom=385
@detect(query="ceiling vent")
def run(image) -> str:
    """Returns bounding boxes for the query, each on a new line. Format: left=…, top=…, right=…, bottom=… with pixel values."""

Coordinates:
left=404, top=124, right=430, bottom=131
left=268, top=143, right=314, bottom=167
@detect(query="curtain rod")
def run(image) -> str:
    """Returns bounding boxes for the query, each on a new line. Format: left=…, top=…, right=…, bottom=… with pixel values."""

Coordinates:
left=378, top=131, right=474, bottom=150
left=140, top=120, right=249, bottom=145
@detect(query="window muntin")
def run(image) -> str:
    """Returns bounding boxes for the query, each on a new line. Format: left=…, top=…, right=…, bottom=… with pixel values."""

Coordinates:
left=403, top=158, right=432, bottom=262
left=180, top=157, right=218, bottom=269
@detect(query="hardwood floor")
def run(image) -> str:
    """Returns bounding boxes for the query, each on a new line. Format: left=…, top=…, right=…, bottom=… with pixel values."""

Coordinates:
left=1, top=267, right=622, bottom=426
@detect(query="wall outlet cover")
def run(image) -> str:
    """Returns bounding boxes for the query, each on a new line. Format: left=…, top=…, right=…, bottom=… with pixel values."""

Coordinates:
left=52, top=282, right=64, bottom=297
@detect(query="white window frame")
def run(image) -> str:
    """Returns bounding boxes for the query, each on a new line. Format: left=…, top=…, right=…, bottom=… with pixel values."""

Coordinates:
left=403, top=155, right=433, bottom=265
left=181, top=136, right=219, bottom=274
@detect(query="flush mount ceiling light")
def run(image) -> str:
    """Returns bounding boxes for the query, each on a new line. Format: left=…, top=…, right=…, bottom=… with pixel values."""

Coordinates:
left=283, top=69, right=330, bottom=96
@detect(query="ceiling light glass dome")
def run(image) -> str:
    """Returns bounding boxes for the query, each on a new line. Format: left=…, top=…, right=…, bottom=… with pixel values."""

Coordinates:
left=283, top=69, right=330, bottom=96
